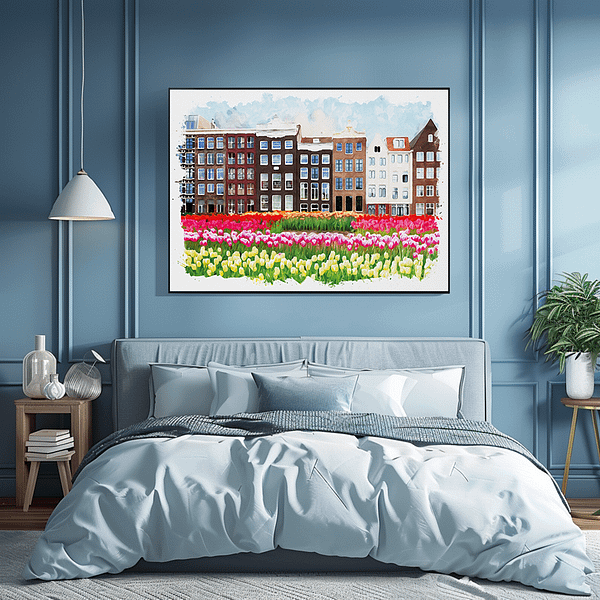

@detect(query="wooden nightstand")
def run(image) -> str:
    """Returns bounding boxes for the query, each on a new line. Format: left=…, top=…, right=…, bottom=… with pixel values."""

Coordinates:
left=561, top=397, right=600, bottom=519
left=14, top=397, right=93, bottom=508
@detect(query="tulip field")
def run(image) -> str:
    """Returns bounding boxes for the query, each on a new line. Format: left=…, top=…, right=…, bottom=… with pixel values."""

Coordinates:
left=180, top=212, right=440, bottom=288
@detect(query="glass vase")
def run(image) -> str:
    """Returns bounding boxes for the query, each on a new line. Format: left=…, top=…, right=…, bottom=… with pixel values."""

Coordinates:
left=23, top=335, right=57, bottom=398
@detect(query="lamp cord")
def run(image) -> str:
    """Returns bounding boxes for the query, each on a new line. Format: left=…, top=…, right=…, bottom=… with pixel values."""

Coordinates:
left=80, top=0, right=85, bottom=172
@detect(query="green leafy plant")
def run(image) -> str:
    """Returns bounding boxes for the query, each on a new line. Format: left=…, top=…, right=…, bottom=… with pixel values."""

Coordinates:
left=526, top=272, right=600, bottom=373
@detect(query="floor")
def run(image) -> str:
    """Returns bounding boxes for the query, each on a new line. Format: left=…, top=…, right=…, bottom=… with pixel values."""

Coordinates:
left=0, top=497, right=599, bottom=531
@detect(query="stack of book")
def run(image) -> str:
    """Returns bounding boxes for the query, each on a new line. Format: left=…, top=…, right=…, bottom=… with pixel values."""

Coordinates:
left=25, top=429, right=74, bottom=460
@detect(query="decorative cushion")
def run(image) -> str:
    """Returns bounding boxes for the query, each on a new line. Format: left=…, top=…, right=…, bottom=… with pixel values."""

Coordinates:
left=252, top=372, right=359, bottom=413
left=307, top=362, right=465, bottom=418
left=207, top=360, right=307, bottom=415
left=148, top=364, right=213, bottom=418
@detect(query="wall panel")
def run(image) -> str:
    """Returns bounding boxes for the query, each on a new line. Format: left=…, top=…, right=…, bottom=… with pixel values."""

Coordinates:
left=2, top=0, right=600, bottom=497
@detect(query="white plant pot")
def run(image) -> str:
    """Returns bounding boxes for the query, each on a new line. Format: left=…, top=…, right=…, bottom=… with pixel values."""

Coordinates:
left=566, top=352, right=595, bottom=399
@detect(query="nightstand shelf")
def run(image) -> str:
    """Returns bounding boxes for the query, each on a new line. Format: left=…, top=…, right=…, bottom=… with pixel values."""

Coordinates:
left=14, top=397, right=92, bottom=509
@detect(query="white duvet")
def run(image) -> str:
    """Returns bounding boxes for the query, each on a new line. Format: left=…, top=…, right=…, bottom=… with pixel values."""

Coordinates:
left=24, top=430, right=593, bottom=594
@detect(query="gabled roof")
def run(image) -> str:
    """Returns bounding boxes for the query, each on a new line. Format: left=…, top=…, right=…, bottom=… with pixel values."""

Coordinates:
left=409, top=118, right=437, bottom=147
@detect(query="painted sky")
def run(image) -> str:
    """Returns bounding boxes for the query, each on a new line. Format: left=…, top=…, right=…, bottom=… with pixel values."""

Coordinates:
left=170, top=89, right=449, bottom=145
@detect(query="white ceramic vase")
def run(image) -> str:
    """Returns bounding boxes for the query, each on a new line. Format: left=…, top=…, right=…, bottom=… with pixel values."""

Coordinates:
left=565, top=352, right=595, bottom=399
left=43, top=373, right=66, bottom=400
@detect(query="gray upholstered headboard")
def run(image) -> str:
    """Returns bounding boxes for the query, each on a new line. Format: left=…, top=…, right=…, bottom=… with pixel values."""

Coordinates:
left=111, top=337, right=492, bottom=431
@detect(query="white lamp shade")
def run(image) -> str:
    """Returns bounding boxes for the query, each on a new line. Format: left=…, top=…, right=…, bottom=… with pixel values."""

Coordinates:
left=49, top=170, right=115, bottom=220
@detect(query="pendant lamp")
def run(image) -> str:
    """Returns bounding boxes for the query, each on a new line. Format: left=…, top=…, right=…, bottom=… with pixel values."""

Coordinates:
left=49, top=0, right=114, bottom=221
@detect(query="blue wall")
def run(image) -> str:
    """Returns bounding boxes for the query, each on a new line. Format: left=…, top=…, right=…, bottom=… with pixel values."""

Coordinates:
left=1, top=0, right=599, bottom=497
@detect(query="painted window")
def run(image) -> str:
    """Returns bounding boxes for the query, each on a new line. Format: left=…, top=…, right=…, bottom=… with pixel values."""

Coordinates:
left=311, top=183, right=319, bottom=200
left=300, top=182, right=309, bottom=200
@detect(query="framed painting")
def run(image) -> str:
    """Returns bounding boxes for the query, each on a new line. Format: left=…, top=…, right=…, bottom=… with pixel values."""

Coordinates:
left=169, top=88, right=449, bottom=293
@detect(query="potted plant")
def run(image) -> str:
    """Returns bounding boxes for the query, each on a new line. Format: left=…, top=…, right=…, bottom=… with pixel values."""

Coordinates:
left=526, top=272, right=600, bottom=399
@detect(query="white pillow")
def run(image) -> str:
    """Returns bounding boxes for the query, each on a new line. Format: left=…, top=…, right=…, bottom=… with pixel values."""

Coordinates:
left=148, top=363, right=214, bottom=418
left=351, top=372, right=409, bottom=417
left=307, top=363, right=465, bottom=418
left=399, top=366, right=465, bottom=418
left=208, top=360, right=307, bottom=415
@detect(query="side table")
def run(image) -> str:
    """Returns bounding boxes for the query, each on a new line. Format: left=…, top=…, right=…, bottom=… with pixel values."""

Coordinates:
left=561, top=397, right=600, bottom=519
left=15, top=397, right=93, bottom=509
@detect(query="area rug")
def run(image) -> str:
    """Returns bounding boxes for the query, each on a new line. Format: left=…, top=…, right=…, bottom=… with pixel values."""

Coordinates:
left=1, top=530, right=599, bottom=599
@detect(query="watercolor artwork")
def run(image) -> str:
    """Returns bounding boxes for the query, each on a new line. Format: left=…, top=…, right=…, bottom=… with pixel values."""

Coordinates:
left=169, top=88, right=449, bottom=293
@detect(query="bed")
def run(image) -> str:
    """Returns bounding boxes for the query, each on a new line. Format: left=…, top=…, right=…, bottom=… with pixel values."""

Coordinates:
left=23, top=337, right=593, bottom=594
